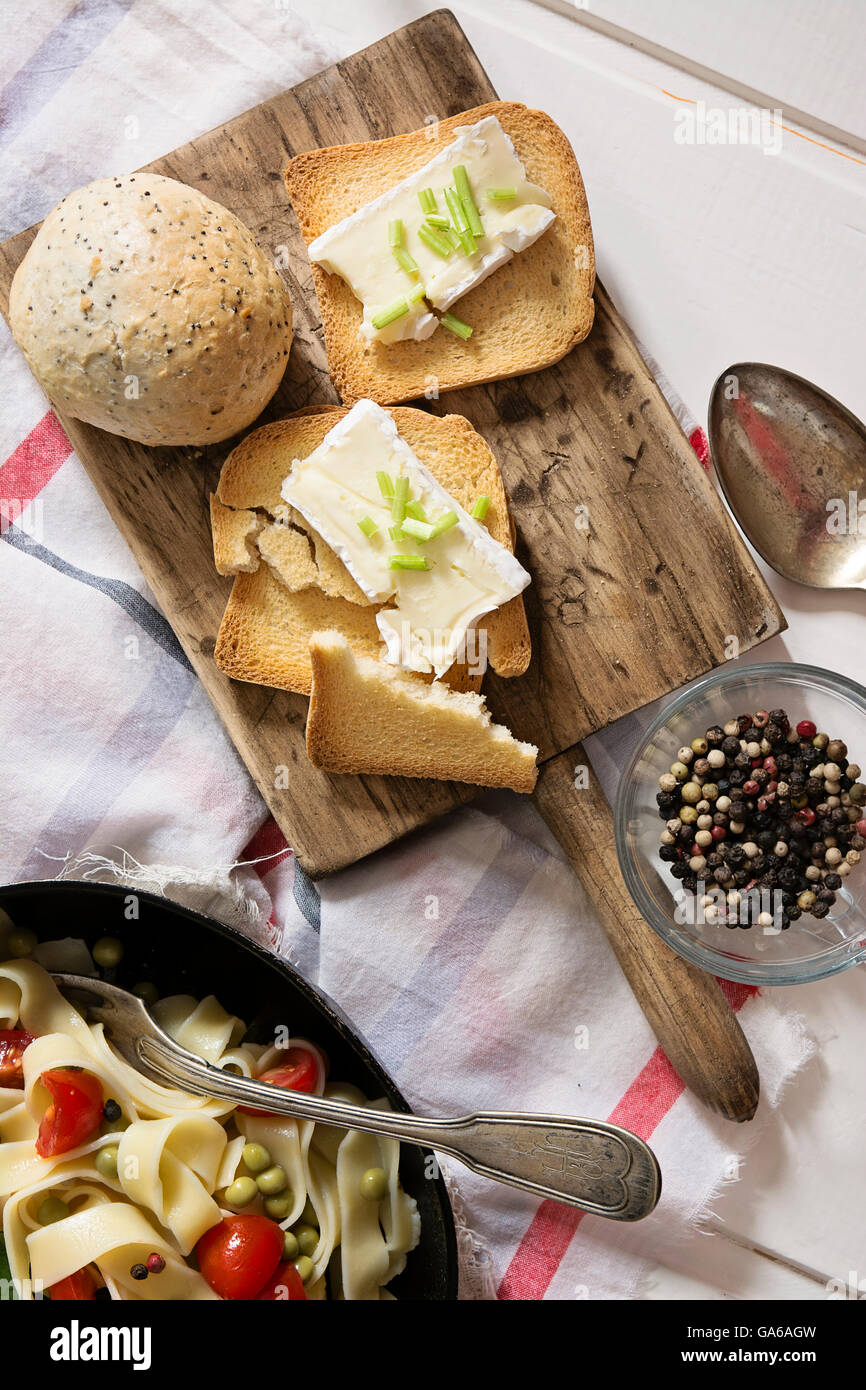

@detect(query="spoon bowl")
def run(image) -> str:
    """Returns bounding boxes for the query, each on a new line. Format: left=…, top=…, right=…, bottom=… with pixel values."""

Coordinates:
left=709, top=363, right=866, bottom=589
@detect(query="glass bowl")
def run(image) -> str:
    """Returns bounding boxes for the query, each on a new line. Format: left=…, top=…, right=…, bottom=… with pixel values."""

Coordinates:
left=614, top=662, right=866, bottom=986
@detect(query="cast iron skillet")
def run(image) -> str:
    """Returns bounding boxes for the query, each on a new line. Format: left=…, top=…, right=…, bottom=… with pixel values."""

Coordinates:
left=0, top=880, right=458, bottom=1301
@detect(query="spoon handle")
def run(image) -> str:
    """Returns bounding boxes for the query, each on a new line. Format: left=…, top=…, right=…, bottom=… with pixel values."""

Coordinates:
left=138, top=1036, right=660, bottom=1220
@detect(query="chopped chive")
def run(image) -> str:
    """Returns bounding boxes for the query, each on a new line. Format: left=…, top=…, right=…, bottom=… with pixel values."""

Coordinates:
left=377, top=470, right=395, bottom=500
left=371, top=296, right=410, bottom=330
left=454, top=165, right=483, bottom=238
left=456, top=224, right=477, bottom=256
left=388, top=219, right=404, bottom=248
left=406, top=281, right=427, bottom=304
left=472, top=495, right=491, bottom=520
left=392, top=245, right=420, bottom=277
left=357, top=516, right=379, bottom=538
left=441, top=226, right=461, bottom=251
left=405, top=499, right=428, bottom=522
left=440, top=311, right=473, bottom=341
left=389, top=555, right=429, bottom=571
left=391, top=475, right=409, bottom=525
left=401, top=517, right=436, bottom=541
left=424, top=213, right=450, bottom=229
left=429, top=509, right=458, bottom=538
left=418, top=224, right=452, bottom=259
left=486, top=186, right=517, bottom=201
left=418, top=188, right=437, bottom=214
left=388, top=524, right=405, bottom=543
left=444, top=186, right=468, bottom=233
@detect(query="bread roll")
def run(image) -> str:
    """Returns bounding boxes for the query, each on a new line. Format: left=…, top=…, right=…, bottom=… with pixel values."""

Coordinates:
left=9, top=173, right=292, bottom=446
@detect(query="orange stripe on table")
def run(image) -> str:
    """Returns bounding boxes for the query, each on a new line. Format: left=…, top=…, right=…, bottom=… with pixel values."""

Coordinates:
left=0, top=412, right=72, bottom=510
left=497, top=983, right=758, bottom=1300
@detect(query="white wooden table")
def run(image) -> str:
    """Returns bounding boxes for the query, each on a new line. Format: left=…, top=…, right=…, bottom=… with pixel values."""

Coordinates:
left=443, top=0, right=866, bottom=1300
left=347, top=0, right=865, bottom=1299
left=5, top=0, right=864, bottom=1300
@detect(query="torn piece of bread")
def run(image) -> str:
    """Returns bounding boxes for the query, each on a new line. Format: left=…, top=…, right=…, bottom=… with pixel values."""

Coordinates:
left=284, top=101, right=595, bottom=405
left=307, top=631, right=538, bottom=794
left=258, top=516, right=370, bottom=606
left=210, top=494, right=264, bottom=576
left=212, top=404, right=530, bottom=693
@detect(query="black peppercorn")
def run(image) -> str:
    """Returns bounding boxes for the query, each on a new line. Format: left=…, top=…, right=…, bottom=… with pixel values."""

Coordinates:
left=722, top=736, right=740, bottom=758
left=103, top=1099, right=122, bottom=1123
left=130, top=1263, right=148, bottom=1281
left=728, top=768, right=746, bottom=787
left=824, top=872, right=843, bottom=890
left=659, top=845, right=679, bottom=862
left=811, top=901, right=831, bottom=918
left=671, top=863, right=688, bottom=879
left=706, top=725, right=724, bottom=747
left=734, top=751, right=751, bottom=770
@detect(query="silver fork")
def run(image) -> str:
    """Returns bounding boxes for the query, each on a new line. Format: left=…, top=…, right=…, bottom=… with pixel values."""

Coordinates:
left=52, top=972, right=661, bottom=1221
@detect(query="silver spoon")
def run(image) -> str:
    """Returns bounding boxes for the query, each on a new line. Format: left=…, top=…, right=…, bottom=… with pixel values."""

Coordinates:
left=52, top=972, right=660, bottom=1221
left=708, top=363, right=866, bottom=589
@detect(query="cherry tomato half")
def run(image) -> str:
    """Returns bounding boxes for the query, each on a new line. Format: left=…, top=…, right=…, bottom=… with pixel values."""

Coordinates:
left=0, top=1029, right=35, bottom=1089
left=238, top=1047, right=319, bottom=1117
left=196, top=1215, right=283, bottom=1300
left=254, top=1261, right=307, bottom=1301
left=36, top=1069, right=104, bottom=1158
left=48, top=1268, right=98, bottom=1300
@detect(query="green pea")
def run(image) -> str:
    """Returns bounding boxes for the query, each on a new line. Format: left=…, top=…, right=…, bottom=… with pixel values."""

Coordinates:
left=93, top=936, right=123, bottom=968
left=242, top=1142, right=272, bottom=1174
left=294, top=1255, right=314, bottom=1285
left=132, top=981, right=159, bottom=1006
left=225, top=1177, right=258, bottom=1208
left=103, top=1113, right=130, bottom=1134
left=359, top=1167, right=388, bottom=1201
left=94, top=1145, right=119, bottom=1179
left=264, top=1194, right=293, bottom=1220
left=300, top=1197, right=318, bottom=1228
left=37, top=1196, right=69, bottom=1225
left=256, top=1164, right=287, bottom=1196
left=282, top=1230, right=300, bottom=1261
left=293, top=1223, right=318, bottom=1257
left=8, top=929, right=37, bottom=958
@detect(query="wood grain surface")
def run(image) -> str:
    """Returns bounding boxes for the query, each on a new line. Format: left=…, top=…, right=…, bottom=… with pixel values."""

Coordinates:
left=535, top=751, right=760, bottom=1122
left=0, top=9, right=785, bottom=875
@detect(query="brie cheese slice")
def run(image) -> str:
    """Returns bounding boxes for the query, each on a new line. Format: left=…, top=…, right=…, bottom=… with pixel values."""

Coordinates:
left=281, top=400, right=530, bottom=676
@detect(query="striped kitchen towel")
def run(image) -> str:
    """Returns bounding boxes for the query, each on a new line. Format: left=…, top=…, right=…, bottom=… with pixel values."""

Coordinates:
left=1, top=0, right=815, bottom=1300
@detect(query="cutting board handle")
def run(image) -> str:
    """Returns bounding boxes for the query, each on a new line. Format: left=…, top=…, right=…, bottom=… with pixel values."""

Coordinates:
left=534, top=748, right=760, bottom=1123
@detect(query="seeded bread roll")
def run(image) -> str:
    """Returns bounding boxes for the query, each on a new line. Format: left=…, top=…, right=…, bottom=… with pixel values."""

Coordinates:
left=9, top=173, right=292, bottom=446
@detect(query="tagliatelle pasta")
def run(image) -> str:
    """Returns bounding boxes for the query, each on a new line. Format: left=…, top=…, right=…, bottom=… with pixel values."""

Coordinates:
left=0, top=955, right=420, bottom=1301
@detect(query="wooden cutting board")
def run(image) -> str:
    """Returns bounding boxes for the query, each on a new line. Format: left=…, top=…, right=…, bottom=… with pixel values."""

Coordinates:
left=0, top=9, right=784, bottom=878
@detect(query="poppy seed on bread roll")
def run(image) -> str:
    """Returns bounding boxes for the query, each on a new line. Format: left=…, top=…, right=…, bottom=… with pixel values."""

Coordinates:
left=9, top=173, right=292, bottom=447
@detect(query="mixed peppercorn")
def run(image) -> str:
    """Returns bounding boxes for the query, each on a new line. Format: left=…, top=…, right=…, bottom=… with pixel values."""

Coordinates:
left=656, top=709, right=866, bottom=929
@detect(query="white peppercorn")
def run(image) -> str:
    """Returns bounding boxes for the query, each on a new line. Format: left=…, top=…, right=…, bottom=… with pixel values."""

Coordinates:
left=746, top=741, right=761, bottom=758
left=697, top=814, right=713, bottom=829
left=838, top=861, right=852, bottom=877
left=846, top=849, right=861, bottom=865
left=707, top=749, right=726, bottom=769
left=805, top=866, right=821, bottom=881
left=689, top=855, right=707, bottom=872
left=677, top=746, right=694, bottom=764
left=658, top=772, right=678, bottom=792
left=660, top=830, right=676, bottom=846
left=773, top=841, right=788, bottom=857
left=716, top=795, right=731, bottom=813
left=823, top=762, right=841, bottom=780
left=681, top=782, right=702, bottom=804
left=742, top=841, right=759, bottom=858
left=695, top=830, right=713, bottom=848
left=825, top=847, right=843, bottom=866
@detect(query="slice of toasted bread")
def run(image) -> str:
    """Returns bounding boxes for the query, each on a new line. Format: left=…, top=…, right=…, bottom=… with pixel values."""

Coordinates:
left=307, top=631, right=538, bottom=794
left=284, top=101, right=595, bottom=405
left=210, top=494, right=263, bottom=576
left=213, top=404, right=530, bottom=693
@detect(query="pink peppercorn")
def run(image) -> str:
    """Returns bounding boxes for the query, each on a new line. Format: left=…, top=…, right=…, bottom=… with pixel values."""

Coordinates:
left=743, top=779, right=760, bottom=796
left=796, top=807, right=816, bottom=827
left=857, top=818, right=866, bottom=838
left=146, top=1253, right=165, bottom=1274
left=797, top=720, right=817, bottom=740
left=710, top=825, right=726, bottom=841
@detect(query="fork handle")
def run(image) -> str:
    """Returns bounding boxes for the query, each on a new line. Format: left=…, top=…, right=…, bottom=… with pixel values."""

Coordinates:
left=139, top=1037, right=660, bottom=1220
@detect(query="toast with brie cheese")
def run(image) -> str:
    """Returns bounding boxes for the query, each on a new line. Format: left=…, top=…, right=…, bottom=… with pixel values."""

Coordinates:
left=284, top=101, right=595, bottom=405
left=307, top=631, right=538, bottom=794
left=211, top=404, right=531, bottom=696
